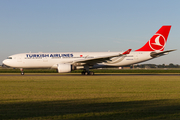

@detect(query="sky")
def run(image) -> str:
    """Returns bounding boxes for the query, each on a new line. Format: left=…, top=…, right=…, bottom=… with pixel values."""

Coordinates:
left=0, top=0, right=180, bottom=65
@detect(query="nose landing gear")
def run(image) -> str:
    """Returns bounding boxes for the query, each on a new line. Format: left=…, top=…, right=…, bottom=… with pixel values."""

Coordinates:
left=20, top=68, right=24, bottom=75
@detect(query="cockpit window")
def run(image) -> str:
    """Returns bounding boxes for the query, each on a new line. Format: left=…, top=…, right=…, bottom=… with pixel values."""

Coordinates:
left=7, top=57, right=12, bottom=59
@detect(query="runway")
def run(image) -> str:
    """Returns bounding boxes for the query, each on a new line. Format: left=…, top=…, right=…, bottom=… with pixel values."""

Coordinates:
left=0, top=73, right=180, bottom=76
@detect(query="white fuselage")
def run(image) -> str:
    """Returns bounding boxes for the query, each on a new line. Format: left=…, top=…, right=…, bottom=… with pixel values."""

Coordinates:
left=3, top=51, right=152, bottom=69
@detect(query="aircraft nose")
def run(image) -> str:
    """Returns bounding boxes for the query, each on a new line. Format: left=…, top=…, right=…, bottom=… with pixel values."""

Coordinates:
left=2, top=59, right=10, bottom=66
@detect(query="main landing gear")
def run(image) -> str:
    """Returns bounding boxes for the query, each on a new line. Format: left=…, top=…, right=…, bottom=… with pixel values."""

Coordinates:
left=81, top=70, right=94, bottom=75
left=20, top=68, right=24, bottom=75
left=81, top=65, right=94, bottom=75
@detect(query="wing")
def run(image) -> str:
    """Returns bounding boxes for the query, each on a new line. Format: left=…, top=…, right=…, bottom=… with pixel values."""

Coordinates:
left=150, top=49, right=176, bottom=58
left=73, top=49, right=132, bottom=65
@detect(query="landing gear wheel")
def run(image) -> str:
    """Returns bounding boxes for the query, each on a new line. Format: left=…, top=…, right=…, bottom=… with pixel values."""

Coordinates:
left=89, top=71, right=94, bottom=75
left=85, top=71, right=89, bottom=75
left=81, top=71, right=85, bottom=75
left=81, top=71, right=94, bottom=75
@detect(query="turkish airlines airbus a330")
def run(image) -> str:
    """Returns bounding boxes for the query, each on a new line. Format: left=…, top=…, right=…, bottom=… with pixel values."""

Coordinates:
left=2, top=25, right=175, bottom=75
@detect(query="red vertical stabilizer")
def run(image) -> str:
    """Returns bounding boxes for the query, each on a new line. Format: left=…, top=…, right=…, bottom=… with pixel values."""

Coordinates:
left=135, top=25, right=171, bottom=51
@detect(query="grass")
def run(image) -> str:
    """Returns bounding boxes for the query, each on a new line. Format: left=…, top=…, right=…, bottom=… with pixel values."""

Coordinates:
left=0, top=75, right=180, bottom=119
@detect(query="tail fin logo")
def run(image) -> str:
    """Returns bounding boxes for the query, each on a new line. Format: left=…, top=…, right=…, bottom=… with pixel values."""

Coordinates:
left=149, top=34, right=166, bottom=51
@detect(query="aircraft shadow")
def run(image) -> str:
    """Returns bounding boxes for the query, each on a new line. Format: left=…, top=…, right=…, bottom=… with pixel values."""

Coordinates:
left=0, top=98, right=180, bottom=119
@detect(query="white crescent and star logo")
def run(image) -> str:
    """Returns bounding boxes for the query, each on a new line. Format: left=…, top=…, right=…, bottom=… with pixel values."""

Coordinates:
left=149, top=34, right=166, bottom=51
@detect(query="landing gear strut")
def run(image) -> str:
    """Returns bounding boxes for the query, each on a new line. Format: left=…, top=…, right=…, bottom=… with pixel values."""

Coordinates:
left=20, top=68, right=24, bottom=75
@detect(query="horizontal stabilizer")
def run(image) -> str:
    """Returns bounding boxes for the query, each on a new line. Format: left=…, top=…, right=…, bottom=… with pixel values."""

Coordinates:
left=150, top=49, right=176, bottom=58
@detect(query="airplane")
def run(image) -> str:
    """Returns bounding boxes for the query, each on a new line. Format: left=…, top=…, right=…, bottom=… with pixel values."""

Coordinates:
left=2, top=25, right=176, bottom=75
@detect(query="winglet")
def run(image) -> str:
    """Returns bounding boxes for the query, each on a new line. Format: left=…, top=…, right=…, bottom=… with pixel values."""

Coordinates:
left=122, top=49, right=132, bottom=54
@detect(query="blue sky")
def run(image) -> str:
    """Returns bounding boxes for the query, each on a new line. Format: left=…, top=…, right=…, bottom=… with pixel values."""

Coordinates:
left=0, top=0, right=180, bottom=64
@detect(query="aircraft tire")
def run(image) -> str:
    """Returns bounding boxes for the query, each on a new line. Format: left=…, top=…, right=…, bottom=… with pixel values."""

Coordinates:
left=81, top=71, right=85, bottom=75
left=89, top=71, right=94, bottom=75
left=85, top=72, right=88, bottom=75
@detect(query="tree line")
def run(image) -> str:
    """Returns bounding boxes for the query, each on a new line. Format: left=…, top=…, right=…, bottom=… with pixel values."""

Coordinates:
left=133, top=63, right=180, bottom=68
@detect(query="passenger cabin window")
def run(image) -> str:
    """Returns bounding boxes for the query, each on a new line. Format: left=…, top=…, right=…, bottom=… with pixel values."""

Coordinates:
left=7, top=57, right=12, bottom=59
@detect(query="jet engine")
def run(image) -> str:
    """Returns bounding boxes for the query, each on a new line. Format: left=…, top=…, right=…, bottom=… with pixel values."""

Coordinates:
left=57, top=64, right=75, bottom=73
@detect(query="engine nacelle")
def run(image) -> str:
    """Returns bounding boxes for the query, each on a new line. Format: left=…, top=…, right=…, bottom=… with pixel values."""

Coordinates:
left=57, top=64, right=75, bottom=73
